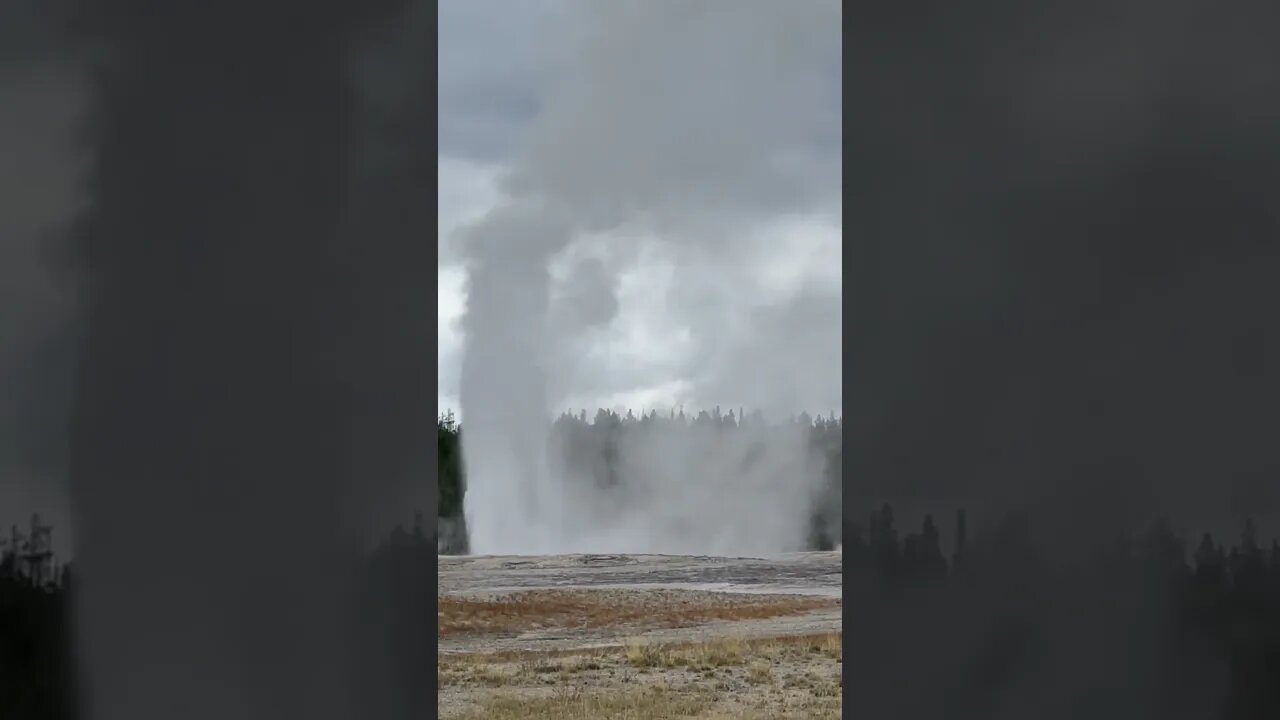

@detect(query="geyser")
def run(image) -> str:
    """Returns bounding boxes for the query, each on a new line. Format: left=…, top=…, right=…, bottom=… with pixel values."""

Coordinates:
left=457, top=0, right=841, bottom=555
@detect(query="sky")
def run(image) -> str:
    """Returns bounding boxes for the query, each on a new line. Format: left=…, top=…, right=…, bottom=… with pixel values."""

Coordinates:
left=437, top=0, right=843, bottom=421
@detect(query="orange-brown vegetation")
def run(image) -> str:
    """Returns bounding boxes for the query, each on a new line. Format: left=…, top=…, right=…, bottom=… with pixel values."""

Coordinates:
left=438, top=589, right=838, bottom=637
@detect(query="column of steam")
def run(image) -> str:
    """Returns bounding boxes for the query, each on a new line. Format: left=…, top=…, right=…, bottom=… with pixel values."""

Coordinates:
left=65, top=3, right=402, bottom=719
left=459, top=203, right=573, bottom=555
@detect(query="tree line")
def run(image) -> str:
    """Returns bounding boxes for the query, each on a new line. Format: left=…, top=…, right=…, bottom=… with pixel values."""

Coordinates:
left=436, top=408, right=843, bottom=553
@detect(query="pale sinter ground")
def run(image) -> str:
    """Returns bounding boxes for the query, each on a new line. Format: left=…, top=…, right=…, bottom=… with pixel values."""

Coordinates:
left=438, top=551, right=843, bottom=719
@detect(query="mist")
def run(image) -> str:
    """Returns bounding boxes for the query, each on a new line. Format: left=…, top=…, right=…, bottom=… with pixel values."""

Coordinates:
left=452, top=0, right=841, bottom=556
left=551, top=411, right=839, bottom=555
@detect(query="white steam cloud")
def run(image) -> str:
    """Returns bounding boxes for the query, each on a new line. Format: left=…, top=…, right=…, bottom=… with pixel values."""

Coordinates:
left=456, top=0, right=841, bottom=555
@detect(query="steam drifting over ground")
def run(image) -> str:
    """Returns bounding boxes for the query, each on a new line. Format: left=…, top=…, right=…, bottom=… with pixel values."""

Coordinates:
left=447, top=1, right=842, bottom=556
left=545, top=412, right=837, bottom=555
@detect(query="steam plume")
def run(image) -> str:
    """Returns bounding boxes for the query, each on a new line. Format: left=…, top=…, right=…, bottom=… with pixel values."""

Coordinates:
left=457, top=0, right=841, bottom=555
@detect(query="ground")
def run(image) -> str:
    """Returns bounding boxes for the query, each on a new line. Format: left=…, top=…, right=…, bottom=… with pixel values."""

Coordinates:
left=438, top=551, right=842, bottom=719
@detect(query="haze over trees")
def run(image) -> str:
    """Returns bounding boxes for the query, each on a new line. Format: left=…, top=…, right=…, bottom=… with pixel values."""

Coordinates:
left=435, top=408, right=842, bottom=554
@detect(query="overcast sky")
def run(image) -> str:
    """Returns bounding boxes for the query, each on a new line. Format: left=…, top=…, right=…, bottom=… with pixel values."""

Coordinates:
left=437, top=0, right=842, bottom=420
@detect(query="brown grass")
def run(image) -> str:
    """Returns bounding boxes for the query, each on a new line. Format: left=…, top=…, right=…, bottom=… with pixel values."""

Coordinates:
left=440, top=633, right=843, bottom=719
left=438, top=589, right=838, bottom=637
left=439, top=633, right=842, bottom=720
left=621, top=632, right=841, bottom=669
left=438, top=631, right=842, bottom=667
left=450, top=685, right=714, bottom=719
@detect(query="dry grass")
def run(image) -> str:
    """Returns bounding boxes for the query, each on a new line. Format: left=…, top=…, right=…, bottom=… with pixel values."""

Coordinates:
left=621, top=632, right=841, bottom=670
left=439, top=632, right=843, bottom=719
left=746, top=661, right=773, bottom=684
left=439, top=631, right=842, bottom=670
left=451, top=685, right=715, bottom=720
left=624, top=636, right=747, bottom=668
left=440, top=645, right=617, bottom=666
left=439, top=589, right=838, bottom=637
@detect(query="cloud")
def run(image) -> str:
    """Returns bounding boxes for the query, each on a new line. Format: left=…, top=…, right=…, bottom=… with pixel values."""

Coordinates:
left=438, top=1, right=842, bottom=421
left=437, top=157, right=505, bottom=262
left=505, top=0, right=840, bottom=231
left=437, top=0, right=561, bottom=163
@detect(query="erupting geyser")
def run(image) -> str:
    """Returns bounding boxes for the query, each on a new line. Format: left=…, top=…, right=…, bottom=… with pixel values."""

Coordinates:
left=456, top=0, right=841, bottom=556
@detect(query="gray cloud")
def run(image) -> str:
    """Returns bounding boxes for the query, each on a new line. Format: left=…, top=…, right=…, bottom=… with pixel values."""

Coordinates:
left=689, top=285, right=842, bottom=418
left=438, top=0, right=559, bottom=162
left=506, top=0, right=840, bottom=232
